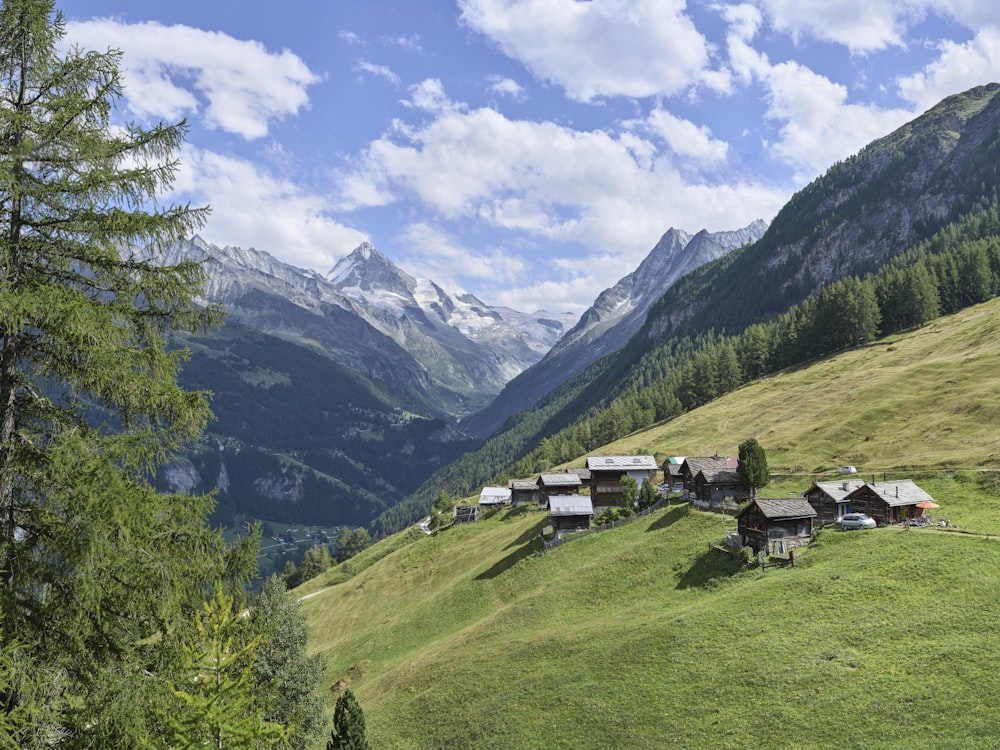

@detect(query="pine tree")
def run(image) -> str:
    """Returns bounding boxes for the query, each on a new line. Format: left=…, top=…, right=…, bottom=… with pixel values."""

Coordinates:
left=327, top=689, right=372, bottom=750
left=0, top=0, right=240, bottom=740
left=736, top=438, right=770, bottom=499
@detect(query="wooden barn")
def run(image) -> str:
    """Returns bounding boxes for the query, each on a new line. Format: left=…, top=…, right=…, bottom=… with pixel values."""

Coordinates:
left=692, top=467, right=750, bottom=508
left=803, top=479, right=865, bottom=523
left=586, top=455, right=658, bottom=510
left=547, top=494, right=594, bottom=535
left=738, top=497, right=817, bottom=555
left=538, top=472, right=583, bottom=506
left=842, top=479, right=936, bottom=525
left=679, top=455, right=738, bottom=496
left=509, top=479, right=540, bottom=508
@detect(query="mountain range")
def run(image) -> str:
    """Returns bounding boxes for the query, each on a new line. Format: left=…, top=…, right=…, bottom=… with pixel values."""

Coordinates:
left=462, top=220, right=768, bottom=437
left=374, top=83, right=1000, bottom=536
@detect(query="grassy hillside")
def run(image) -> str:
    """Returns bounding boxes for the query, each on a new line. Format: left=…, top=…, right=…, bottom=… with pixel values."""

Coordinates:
left=301, top=300, right=1000, bottom=749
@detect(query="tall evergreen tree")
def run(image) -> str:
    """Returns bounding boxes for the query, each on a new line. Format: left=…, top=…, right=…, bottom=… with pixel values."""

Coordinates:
left=327, top=689, right=372, bottom=750
left=0, top=0, right=246, bottom=741
left=736, top=438, right=770, bottom=499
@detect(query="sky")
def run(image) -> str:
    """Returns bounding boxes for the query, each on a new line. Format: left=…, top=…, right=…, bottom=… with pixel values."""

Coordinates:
left=64, top=0, right=1000, bottom=316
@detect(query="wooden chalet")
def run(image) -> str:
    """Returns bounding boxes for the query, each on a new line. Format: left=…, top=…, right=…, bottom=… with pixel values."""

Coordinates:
left=803, top=479, right=865, bottom=523
left=692, top=466, right=750, bottom=508
left=537, top=473, right=583, bottom=506
left=509, top=479, right=540, bottom=508
left=842, top=479, right=936, bottom=525
left=478, top=486, right=512, bottom=507
left=547, top=494, right=593, bottom=535
left=738, top=497, right=817, bottom=554
left=679, top=455, right=738, bottom=496
left=586, top=455, right=658, bottom=510
left=567, top=467, right=592, bottom=489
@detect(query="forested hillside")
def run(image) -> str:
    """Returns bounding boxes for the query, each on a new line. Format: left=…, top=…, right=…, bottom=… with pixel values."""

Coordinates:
left=372, top=84, right=1000, bottom=537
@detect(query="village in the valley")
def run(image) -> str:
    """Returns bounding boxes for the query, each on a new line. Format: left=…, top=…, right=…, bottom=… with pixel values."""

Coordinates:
left=458, top=454, right=942, bottom=558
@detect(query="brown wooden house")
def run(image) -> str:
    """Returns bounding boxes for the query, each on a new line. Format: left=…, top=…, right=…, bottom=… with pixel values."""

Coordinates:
left=679, top=455, right=738, bottom=497
left=660, top=457, right=685, bottom=492
left=803, top=479, right=865, bottom=523
left=737, top=497, right=817, bottom=554
left=538, top=473, right=583, bottom=507
left=842, top=479, right=935, bottom=525
left=692, top=467, right=750, bottom=508
left=547, top=494, right=593, bottom=535
left=586, top=455, right=658, bottom=510
left=509, top=479, right=540, bottom=508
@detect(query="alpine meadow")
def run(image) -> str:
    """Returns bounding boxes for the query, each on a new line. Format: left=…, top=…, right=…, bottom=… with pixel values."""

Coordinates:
left=5, top=1, right=1000, bottom=749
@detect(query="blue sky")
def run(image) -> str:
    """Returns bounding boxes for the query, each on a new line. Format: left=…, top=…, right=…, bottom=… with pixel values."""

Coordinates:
left=66, top=0, right=1000, bottom=315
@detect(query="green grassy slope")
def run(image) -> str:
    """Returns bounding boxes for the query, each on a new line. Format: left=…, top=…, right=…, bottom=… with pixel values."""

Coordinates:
left=302, top=300, right=1000, bottom=749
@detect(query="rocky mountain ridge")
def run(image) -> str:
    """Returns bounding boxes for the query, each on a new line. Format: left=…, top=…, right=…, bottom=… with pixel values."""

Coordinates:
left=461, top=219, right=768, bottom=437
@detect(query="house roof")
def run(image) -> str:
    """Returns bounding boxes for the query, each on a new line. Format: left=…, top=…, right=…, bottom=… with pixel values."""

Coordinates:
left=806, top=480, right=865, bottom=501
left=586, top=455, right=658, bottom=471
left=847, top=479, right=935, bottom=507
left=695, top=468, right=741, bottom=485
left=682, top=456, right=738, bottom=475
left=548, top=494, right=594, bottom=516
left=742, top=497, right=818, bottom=520
left=509, top=479, right=538, bottom=491
left=567, top=467, right=591, bottom=481
left=478, top=486, right=512, bottom=505
left=538, top=473, right=583, bottom=488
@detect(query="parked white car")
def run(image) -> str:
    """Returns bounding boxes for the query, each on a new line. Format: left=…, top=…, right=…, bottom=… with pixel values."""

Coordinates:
left=839, top=465, right=858, bottom=475
left=840, top=513, right=876, bottom=530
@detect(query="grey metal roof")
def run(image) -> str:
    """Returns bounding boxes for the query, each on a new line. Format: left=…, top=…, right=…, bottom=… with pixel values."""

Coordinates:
left=849, top=479, right=935, bottom=507
left=509, top=479, right=538, bottom=490
left=807, top=480, right=865, bottom=501
left=548, top=494, right=594, bottom=516
left=745, top=497, right=818, bottom=519
left=586, top=455, right=658, bottom=471
left=478, top=486, right=512, bottom=504
left=538, top=473, right=583, bottom=488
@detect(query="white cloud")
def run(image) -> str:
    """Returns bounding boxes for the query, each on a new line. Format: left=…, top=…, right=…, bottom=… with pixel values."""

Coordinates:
left=355, top=60, right=401, bottom=86
left=486, top=75, right=526, bottom=100
left=640, top=109, right=729, bottom=162
left=398, top=222, right=528, bottom=288
left=339, top=30, right=365, bottom=46
left=67, top=19, right=322, bottom=140
left=898, top=27, right=1000, bottom=111
left=169, top=146, right=367, bottom=269
left=458, top=0, right=725, bottom=101
left=752, top=0, right=911, bottom=52
left=338, top=81, right=788, bottom=263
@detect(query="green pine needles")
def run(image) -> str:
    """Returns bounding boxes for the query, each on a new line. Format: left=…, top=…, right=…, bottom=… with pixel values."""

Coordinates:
left=0, top=1, right=290, bottom=744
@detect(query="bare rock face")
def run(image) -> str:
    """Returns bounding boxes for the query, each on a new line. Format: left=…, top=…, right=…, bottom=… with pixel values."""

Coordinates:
left=161, top=460, right=201, bottom=495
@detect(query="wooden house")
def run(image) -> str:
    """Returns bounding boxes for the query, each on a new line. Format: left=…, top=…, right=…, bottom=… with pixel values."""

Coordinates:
left=803, top=479, right=865, bottom=523
left=478, top=486, right=512, bottom=508
left=692, top=467, right=750, bottom=508
left=586, top=455, right=658, bottom=510
left=548, top=494, right=593, bottom=535
left=737, top=497, right=817, bottom=554
left=509, top=479, right=540, bottom=508
left=679, top=455, right=738, bottom=496
left=842, top=479, right=936, bottom=525
left=567, top=467, right=592, bottom=489
left=537, top=473, right=583, bottom=507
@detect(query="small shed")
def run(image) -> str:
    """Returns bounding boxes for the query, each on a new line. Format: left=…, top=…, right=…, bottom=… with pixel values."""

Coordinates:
left=452, top=505, right=480, bottom=524
left=738, top=497, right=817, bottom=554
left=842, top=479, right=935, bottom=525
left=509, top=479, right=540, bottom=508
left=803, top=479, right=865, bottom=523
left=478, top=486, right=512, bottom=507
left=548, top=494, right=594, bottom=535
